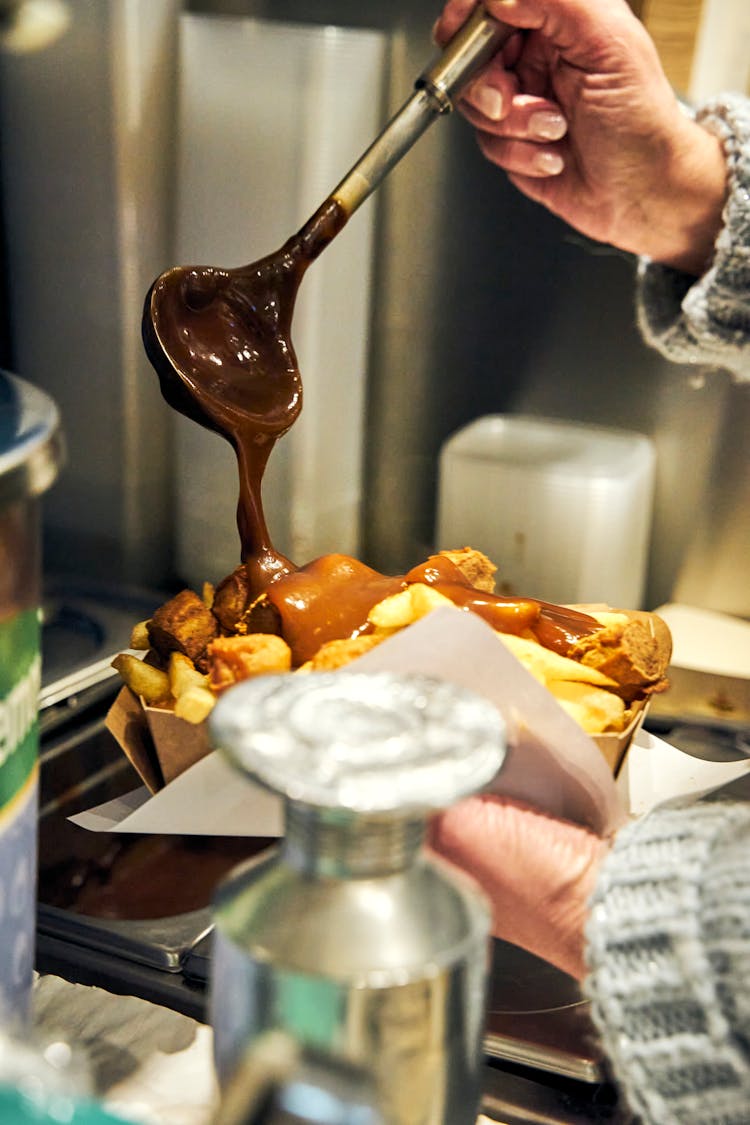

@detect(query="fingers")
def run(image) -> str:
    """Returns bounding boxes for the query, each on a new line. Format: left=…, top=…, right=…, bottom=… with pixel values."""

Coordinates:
left=459, top=57, right=519, bottom=123
left=458, top=87, right=568, bottom=178
left=462, top=86, right=566, bottom=136
left=477, top=125, right=566, bottom=178
left=434, top=3, right=568, bottom=180
left=485, top=0, right=634, bottom=49
left=435, top=0, right=642, bottom=70
left=433, top=0, right=481, bottom=45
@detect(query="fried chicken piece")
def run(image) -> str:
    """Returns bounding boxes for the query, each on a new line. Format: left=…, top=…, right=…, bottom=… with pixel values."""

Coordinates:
left=438, top=547, right=497, bottom=593
left=299, top=633, right=387, bottom=672
left=570, top=610, right=672, bottom=703
left=240, top=595, right=284, bottom=637
left=206, top=634, right=292, bottom=694
left=147, top=589, right=219, bottom=669
left=212, top=566, right=283, bottom=637
left=212, top=565, right=253, bottom=633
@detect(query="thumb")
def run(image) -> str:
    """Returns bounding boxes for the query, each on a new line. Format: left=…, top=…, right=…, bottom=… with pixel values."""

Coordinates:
left=484, top=0, right=643, bottom=68
left=431, top=795, right=608, bottom=979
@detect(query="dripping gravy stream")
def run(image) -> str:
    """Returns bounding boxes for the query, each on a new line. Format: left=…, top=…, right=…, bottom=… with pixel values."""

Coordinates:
left=142, top=186, right=600, bottom=663
left=142, top=197, right=349, bottom=596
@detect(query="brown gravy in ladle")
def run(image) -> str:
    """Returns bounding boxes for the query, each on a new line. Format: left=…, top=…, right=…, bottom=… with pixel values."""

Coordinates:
left=143, top=198, right=347, bottom=596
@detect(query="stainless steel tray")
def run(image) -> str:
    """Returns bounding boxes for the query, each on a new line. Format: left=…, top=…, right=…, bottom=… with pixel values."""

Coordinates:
left=37, top=902, right=213, bottom=972
left=648, top=665, right=750, bottom=731
left=485, top=940, right=603, bottom=1083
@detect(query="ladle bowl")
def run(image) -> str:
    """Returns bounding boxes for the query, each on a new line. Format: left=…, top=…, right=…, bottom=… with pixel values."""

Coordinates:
left=142, top=6, right=513, bottom=434
left=143, top=259, right=303, bottom=443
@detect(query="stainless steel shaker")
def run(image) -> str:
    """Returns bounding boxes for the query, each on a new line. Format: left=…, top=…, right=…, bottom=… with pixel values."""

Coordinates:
left=207, top=670, right=506, bottom=1125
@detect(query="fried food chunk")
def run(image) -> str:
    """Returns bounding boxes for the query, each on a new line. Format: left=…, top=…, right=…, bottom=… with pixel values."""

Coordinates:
left=212, top=566, right=283, bottom=637
left=212, top=565, right=253, bottom=633
left=239, top=594, right=284, bottom=637
left=206, top=633, right=292, bottom=694
left=570, top=609, right=672, bottom=702
left=147, top=589, right=219, bottom=669
left=438, top=547, right=497, bottom=593
left=300, top=633, right=387, bottom=672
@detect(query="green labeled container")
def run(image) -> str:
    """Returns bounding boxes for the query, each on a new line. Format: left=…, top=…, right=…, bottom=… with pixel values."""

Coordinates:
left=0, top=371, right=63, bottom=1026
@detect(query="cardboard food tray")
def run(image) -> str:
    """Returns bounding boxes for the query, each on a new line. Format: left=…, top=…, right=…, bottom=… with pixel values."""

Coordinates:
left=106, top=685, right=212, bottom=794
left=105, top=612, right=648, bottom=797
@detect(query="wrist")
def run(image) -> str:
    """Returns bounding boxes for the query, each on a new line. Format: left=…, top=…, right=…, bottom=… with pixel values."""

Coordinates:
left=639, top=117, right=728, bottom=276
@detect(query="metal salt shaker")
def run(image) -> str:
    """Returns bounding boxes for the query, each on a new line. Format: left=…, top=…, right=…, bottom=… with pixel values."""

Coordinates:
left=208, top=670, right=506, bottom=1125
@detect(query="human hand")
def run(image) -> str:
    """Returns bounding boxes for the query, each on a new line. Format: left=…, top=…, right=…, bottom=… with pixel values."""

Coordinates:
left=434, top=0, right=727, bottom=275
left=429, top=795, right=609, bottom=980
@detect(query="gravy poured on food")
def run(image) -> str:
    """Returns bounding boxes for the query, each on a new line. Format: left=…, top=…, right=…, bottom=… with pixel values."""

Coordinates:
left=259, top=553, right=598, bottom=666
left=144, top=200, right=598, bottom=663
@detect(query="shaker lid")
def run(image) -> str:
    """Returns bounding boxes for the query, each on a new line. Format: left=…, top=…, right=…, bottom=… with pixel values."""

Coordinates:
left=209, top=670, right=506, bottom=815
left=0, top=370, right=64, bottom=506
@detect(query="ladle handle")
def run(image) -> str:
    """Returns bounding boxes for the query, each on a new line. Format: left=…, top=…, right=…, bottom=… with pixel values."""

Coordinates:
left=331, top=5, right=515, bottom=216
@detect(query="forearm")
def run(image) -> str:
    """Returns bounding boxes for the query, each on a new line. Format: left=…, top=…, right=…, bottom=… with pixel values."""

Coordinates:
left=584, top=800, right=750, bottom=1122
left=637, top=94, right=750, bottom=381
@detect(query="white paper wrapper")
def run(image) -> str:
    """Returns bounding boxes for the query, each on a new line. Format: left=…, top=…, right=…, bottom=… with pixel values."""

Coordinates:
left=83, top=607, right=639, bottom=836
left=70, top=751, right=283, bottom=837
left=617, top=727, right=750, bottom=815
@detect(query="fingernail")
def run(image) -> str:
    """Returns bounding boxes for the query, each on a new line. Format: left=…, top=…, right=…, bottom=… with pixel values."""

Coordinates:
left=529, top=111, right=567, bottom=141
left=471, top=86, right=504, bottom=121
left=534, top=151, right=564, bottom=175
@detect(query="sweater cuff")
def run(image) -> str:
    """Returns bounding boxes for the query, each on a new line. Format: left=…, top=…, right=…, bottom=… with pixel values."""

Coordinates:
left=636, top=94, right=750, bottom=382
left=584, top=801, right=750, bottom=1122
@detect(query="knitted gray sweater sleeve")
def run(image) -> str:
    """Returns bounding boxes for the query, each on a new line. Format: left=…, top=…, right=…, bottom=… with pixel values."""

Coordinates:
left=636, top=94, right=750, bottom=382
left=584, top=800, right=750, bottom=1124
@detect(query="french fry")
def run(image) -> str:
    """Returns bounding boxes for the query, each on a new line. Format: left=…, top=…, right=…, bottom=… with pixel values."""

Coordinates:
left=129, top=620, right=151, bottom=650
left=368, top=583, right=453, bottom=630
left=495, top=632, right=628, bottom=733
left=174, top=685, right=216, bottom=724
left=495, top=632, right=619, bottom=689
left=111, top=652, right=171, bottom=706
left=547, top=680, right=626, bottom=734
left=168, top=651, right=210, bottom=699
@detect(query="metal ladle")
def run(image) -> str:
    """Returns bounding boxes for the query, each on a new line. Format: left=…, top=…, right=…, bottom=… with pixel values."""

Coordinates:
left=143, top=4, right=512, bottom=399
left=141, top=6, right=513, bottom=582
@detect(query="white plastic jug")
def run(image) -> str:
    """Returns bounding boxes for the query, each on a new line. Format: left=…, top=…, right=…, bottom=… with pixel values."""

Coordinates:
left=436, top=415, right=655, bottom=608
